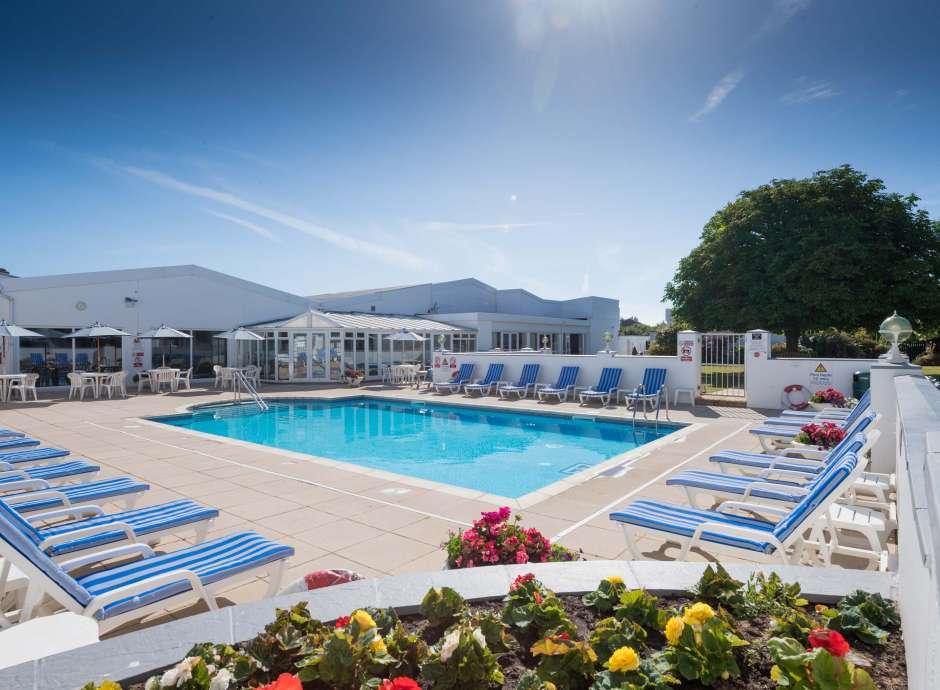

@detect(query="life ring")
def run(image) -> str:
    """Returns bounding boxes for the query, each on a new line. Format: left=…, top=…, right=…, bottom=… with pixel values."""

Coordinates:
left=782, top=384, right=811, bottom=410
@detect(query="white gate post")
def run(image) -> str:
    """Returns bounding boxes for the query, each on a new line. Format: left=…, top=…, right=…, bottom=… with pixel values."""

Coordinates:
left=869, top=359, right=923, bottom=474
left=676, top=330, right=701, bottom=402
left=745, top=330, right=772, bottom=405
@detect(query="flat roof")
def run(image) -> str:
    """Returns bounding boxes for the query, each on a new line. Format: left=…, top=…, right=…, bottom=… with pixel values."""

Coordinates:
left=249, top=310, right=470, bottom=333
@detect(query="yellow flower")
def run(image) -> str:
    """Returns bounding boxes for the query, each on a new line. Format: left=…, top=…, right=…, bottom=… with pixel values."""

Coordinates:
left=815, top=604, right=828, bottom=614
left=665, top=616, right=685, bottom=645
left=605, top=576, right=624, bottom=585
left=352, top=609, right=377, bottom=630
left=369, top=635, right=387, bottom=654
left=682, top=602, right=715, bottom=626
left=770, top=666, right=782, bottom=682
left=607, top=646, right=640, bottom=673
left=544, top=684, right=557, bottom=690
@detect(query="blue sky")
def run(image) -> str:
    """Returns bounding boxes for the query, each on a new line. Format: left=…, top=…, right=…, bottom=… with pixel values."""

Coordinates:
left=2, top=0, right=938, bottom=323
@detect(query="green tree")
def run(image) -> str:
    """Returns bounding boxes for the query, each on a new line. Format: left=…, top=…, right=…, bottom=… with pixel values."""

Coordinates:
left=664, top=166, right=940, bottom=349
left=619, top=317, right=652, bottom=336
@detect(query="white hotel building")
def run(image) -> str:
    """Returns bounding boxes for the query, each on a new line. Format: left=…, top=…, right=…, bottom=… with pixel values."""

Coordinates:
left=0, top=266, right=620, bottom=387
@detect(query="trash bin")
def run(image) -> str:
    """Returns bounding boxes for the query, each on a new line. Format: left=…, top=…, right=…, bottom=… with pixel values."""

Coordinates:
left=853, top=371, right=870, bottom=399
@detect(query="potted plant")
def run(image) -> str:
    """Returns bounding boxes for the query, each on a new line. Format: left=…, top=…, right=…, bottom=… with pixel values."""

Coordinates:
left=794, top=421, right=846, bottom=450
left=344, top=367, right=365, bottom=387
left=808, top=387, right=846, bottom=411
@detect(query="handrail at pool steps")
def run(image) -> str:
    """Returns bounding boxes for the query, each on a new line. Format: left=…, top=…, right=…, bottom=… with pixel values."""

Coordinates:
left=232, top=370, right=268, bottom=411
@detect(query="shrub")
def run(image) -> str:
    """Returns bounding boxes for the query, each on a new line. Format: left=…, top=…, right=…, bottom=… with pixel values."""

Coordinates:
left=502, top=573, right=576, bottom=638
left=799, top=329, right=887, bottom=359
left=794, top=422, right=845, bottom=449
left=420, top=622, right=504, bottom=690
left=913, top=342, right=940, bottom=366
left=443, top=506, right=579, bottom=568
left=661, top=603, right=747, bottom=686
left=531, top=632, right=597, bottom=688
left=645, top=323, right=684, bottom=356
left=582, top=576, right=628, bottom=613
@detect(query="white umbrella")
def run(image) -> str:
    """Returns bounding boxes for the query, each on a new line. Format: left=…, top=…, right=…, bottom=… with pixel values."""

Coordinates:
left=386, top=330, right=426, bottom=366
left=139, top=324, right=192, bottom=367
left=0, top=320, right=43, bottom=375
left=62, top=322, right=131, bottom=372
left=214, top=328, right=263, bottom=369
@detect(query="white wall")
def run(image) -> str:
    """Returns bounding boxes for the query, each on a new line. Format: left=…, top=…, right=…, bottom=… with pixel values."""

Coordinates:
left=616, top=335, right=650, bottom=354
left=745, top=356, right=876, bottom=410
left=431, top=350, right=698, bottom=395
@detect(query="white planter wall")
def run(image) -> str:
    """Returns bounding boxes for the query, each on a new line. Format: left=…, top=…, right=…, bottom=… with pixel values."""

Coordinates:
left=745, top=356, right=876, bottom=410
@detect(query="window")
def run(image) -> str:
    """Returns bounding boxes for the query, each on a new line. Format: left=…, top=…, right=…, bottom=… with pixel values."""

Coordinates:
left=450, top=333, right=476, bottom=353
left=263, top=332, right=276, bottom=380
left=150, top=337, right=190, bottom=370
left=277, top=333, right=290, bottom=380
left=73, top=335, right=123, bottom=372
left=16, top=327, right=74, bottom=387
left=191, top=330, right=227, bottom=378
left=494, top=331, right=522, bottom=351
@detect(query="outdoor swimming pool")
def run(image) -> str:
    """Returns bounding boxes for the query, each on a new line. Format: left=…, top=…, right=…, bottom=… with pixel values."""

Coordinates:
left=151, top=398, right=681, bottom=498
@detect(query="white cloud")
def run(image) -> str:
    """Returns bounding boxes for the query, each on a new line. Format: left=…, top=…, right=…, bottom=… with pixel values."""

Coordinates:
left=422, top=221, right=546, bottom=232
left=203, top=209, right=280, bottom=242
left=755, top=0, right=813, bottom=38
left=780, top=79, right=841, bottom=105
left=580, top=273, right=590, bottom=295
left=92, top=159, right=427, bottom=269
left=689, top=69, right=746, bottom=123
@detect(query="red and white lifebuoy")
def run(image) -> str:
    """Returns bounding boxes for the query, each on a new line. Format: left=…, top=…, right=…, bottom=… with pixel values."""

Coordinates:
left=782, top=384, right=811, bottom=410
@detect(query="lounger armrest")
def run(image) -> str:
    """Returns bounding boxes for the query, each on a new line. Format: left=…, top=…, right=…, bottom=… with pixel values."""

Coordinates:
left=742, top=482, right=810, bottom=500
left=0, top=463, right=18, bottom=473
left=0, top=468, right=29, bottom=480
left=59, top=543, right=156, bottom=572
left=716, top=501, right=789, bottom=519
left=4, top=489, right=69, bottom=507
left=26, top=504, right=104, bottom=524
left=779, top=448, right=828, bottom=459
left=39, top=521, right=138, bottom=551
left=573, top=386, right=588, bottom=394
left=533, top=383, right=548, bottom=392
left=757, top=467, right=817, bottom=481
left=0, top=478, right=50, bottom=494
left=767, top=456, right=824, bottom=470
left=689, top=521, right=785, bottom=554
left=84, top=568, right=208, bottom=618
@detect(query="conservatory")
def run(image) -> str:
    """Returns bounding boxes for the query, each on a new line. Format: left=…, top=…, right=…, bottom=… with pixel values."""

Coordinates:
left=248, top=310, right=475, bottom=383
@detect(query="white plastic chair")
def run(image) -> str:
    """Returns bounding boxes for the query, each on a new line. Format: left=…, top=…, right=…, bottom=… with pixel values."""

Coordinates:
left=136, top=371, right=151, bottom=394
left=66, top=373, right=94, bottom=401
left=102, top=372, right=126, bottom=399
left=213, top=364, right=223, bottom=389
left=176, top=368, right=192, bottom=391
left=9, top=375, right=39, bottom=402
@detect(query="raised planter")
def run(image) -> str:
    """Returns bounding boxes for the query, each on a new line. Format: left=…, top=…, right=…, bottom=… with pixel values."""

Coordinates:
left=2, top=561, right=897, bottom=690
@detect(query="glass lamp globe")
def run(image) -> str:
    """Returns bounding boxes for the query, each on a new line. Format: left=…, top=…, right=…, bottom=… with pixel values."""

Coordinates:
left=879, top=311, right=913, bottom=362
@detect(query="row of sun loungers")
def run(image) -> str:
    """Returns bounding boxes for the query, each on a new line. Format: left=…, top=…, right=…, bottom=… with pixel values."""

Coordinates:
left=431, top=363, right=670, bottom=416
left=608, top=394, right=894, bottom=570
left=0, top=435, right=294, bottom=634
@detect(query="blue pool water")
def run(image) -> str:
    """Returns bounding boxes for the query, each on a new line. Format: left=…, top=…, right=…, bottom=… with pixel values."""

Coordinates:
left=152, top=398, right=680, bottom=498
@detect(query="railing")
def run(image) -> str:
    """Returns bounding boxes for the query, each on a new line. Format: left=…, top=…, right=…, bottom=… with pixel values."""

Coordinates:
left=700, top=332, right=745, bottom=398
left=232, top=369, right=268, bottom=411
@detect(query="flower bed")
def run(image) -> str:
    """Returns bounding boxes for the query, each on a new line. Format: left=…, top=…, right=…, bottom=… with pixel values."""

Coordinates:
left=82, top=564, right=905, bottom=690
left=810, top=388, right=847, bottom=407
left=794, top=421, right=846, bottom=449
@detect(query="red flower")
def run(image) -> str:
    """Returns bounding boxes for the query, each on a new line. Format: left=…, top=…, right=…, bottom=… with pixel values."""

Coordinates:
left=334, top=615, right=351, bottom=628
left=511, top=573, right=536, bottom=590
left=533, top=592, right=543, bottom=605
left=257, top=674, right=303, bottom=690
left=380, top=677, right=421, bottom=690
left=556, top=632, right=570, bottom=640
left=808, top=628, right=850, bottom=657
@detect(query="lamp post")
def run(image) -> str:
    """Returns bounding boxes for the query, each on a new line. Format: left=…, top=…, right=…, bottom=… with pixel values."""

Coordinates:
left=878, top=311, right=913, bottom=364
left=603, top=330, right=614, bottom=354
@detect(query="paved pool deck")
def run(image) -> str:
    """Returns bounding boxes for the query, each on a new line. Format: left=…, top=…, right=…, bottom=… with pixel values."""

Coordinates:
left=0, top=381, right=841, bottom=634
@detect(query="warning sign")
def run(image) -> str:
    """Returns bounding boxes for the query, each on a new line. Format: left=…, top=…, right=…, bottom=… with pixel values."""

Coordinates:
left=809, top=363, right=832, bottom=388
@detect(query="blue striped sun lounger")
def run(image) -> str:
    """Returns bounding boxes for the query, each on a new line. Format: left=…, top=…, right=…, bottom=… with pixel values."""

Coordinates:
left=536, top=366, right=580, bottom=402
left=0, top=496, right=218, bottom=560
left=3, top=476, right=149, bottom=514
left=0, top=460, right=100, bottom=486
left=0, top=429, right=25, bottom=438
left=433, top=363, right=476, bottom=394
left=578, top=368, right=623, bottom=407
left=0, top=446, right=70, bottom=467
left=610, top=451, right=860, bottom=563
left=750, top=402, right=872, bottom=450
left=779, top=390, right=870, bottom=420
left=670, top=433, right=868, bottom=508
left=764, top=396, right=870, bottom=428
left=0, top=437, right=39, bottom=451
left=0, top=511, right=293, bottom=630
left=715, top=412, right=876, bottom=475
left=463, top=363, right=505, bottom=396
left=498, top=363, right=541, bottom=399
left=622, top=367, right=668, bottom=416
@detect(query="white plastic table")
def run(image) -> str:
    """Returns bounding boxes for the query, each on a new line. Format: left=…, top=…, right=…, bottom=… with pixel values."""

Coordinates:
left=80, top=372, right=112, bottom=399
left=673, top=388, right=696, bottom=406
left=0, top=374, right=26, bottom=402
left=147, top=368, right=180, bottom=393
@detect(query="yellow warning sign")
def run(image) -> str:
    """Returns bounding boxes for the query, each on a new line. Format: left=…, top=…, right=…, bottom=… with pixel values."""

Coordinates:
left=814, top=363, right=828, bottom=373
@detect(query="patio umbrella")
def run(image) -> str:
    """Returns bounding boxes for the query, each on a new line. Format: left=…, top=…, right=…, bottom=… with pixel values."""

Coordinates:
left=0, top=320, right=43, bottom=374
left=62, top=322, right=131, bottom=372
left=139, top=324, right=192, bottom=367
left=214, top=327, right=264, bottom=368
left=386, top=330, right=426, bottom=365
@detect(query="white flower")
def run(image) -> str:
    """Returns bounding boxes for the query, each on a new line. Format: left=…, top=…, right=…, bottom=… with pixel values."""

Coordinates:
left=159, top=668, right=179, bottom=688
left=472, top=627, right=487, bottom=649
left=145, top=678, right=162, bottom=690
left=439, top=629, right=461, bottom=662
left=160, top=657, right=198, bottom=687
left=209, top=668, right=234, bottom=690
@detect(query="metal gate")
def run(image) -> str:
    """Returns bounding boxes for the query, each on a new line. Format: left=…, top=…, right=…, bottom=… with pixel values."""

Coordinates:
left=700, top=333, right=746, bottom=399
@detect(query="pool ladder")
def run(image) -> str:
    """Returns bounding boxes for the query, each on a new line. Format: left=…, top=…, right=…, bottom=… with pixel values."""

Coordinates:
left=232, top=370, right=268, bottom=411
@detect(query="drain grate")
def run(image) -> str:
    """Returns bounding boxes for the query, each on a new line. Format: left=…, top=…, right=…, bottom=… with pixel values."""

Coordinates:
left=560, top=463, right=590, bottom=475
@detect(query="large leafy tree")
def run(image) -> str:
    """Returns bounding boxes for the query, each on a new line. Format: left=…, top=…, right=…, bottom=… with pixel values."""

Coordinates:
left=664, top=165, right=940, bottom=347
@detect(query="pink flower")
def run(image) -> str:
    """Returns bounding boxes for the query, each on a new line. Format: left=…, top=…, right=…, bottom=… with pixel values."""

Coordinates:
left=515, top=549, right=529, bottom=564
